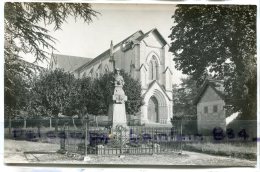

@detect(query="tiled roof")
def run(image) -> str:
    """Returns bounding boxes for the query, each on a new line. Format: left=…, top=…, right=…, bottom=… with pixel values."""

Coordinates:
left=52, top=54, right=92, bottom=72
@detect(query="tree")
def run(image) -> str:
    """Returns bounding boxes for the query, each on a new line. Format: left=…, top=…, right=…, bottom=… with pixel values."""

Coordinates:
left=95, top=71, right=144, bottom=115
left=4, top=63, right=31, bottom=136
left=169, top=5, right=256, bottom=119
left=69, top=77, right=92, bottom=116
left=172, top=76, right=198, bottom=118
left=4, top=66, right=29, bottom=118
left=4, top=2, right=97, bottom=63
left=4, top=2, right=98, bottom=114
left=71, top=77, right=107, bottom=116
left=171, top=76, right=198, bottom=134
left=30, top=69, right=77, bottom=131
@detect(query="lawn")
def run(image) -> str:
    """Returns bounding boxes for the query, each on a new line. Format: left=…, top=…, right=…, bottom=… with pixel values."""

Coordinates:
left=183, top=142, right=257, bottom=160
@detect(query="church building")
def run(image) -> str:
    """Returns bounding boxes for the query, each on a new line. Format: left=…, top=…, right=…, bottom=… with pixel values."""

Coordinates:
left=49, top=28, right=174, bottom=125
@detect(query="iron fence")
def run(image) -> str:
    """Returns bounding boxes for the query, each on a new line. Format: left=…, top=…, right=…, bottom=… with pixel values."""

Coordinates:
left=62, top=124, right=183, bottom=155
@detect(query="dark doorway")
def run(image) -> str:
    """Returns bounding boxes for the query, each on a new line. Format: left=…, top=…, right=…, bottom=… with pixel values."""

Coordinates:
left=148, top=96, right=159, bottom=123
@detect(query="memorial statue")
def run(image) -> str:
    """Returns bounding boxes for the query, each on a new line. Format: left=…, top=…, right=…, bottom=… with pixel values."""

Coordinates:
left=113, top=68, right=127, bottom=104
left=114, top=68, right=125, bottom=87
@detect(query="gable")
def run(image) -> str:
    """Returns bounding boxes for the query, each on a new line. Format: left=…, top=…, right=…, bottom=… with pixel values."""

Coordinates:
left=199, top=86, right=223, bottom=103
left=143, top=80, right=172, bottom=101
left=142, top=32, right=165, bottom=48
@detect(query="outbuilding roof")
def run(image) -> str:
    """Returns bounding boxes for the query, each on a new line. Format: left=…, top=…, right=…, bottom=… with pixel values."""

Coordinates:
left=193, top=79, right=225, bottom=105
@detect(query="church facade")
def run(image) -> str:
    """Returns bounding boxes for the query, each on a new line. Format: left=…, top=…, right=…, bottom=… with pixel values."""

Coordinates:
left=49, top=28, right=174, bottom=125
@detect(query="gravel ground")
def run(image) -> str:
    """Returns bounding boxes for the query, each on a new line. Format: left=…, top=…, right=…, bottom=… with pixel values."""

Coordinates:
left=4, top=139, right=256, bottom=166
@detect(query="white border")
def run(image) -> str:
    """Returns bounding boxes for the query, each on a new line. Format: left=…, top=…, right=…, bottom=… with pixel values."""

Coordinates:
left=0, top=1, right=259, bottom=172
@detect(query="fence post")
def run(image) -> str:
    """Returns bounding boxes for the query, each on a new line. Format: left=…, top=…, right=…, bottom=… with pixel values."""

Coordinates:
left=85, top=123, right=88, bottom=156
left=50, top=117, right=52, bottom=129
left=23, top=118, right=26, bottom=128
left=60, top=127, right=65, bottom=151
left=180, top=119, right=183, bottom=154
left=9, top=118, right=12, bottom=137
left=120, top=128, right=123, bottom=154
left=84, top=117, right=91, bottom=161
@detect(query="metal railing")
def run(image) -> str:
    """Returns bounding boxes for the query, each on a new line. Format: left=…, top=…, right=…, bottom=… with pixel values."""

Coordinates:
left=62, top=125, right=183, bottom=155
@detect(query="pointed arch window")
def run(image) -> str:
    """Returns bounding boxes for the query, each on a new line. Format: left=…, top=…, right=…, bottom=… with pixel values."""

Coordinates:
left=82, top=72, right=86, bottom=78
left=130, top=60, right=135, bottom=77
left=104, top=65, right=109, bottom=74
left=149, top=55, right=159, bottom=81
left=89, top=68, right=94, bottom=78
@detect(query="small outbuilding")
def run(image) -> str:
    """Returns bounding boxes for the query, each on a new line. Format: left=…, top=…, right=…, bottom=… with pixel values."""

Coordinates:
left=194, top=79, right=226, bottom=135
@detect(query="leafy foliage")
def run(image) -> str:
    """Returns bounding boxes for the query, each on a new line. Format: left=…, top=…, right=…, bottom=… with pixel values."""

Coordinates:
left=29, top=69, right=143, bottom=118
left=172, top=76, right=198, bottom=118
left=4, top=64, right=30, bottom=119
left=4, top=2, right=97, bottom=63
left=169, top=5, right=256, bottom=119
left=171, top=76, right=198, bottom=134
left=69, top=77, right=92, bottom=116
left=30, top=69, right=76, bottom=117
left=4, top=2, right=97, bottom=117
left=94, top=70, right=144, bottom=115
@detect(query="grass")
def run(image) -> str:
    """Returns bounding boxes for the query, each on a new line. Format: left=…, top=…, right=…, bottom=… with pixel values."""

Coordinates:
left=183, top=142, right=257, bottom=160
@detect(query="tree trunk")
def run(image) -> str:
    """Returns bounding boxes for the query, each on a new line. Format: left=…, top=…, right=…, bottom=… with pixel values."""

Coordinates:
left=23, top=118, right=26, bottom=128
left=37, top=124, right=41, bottom=140
left=84, top=120, right=89, bottom=155
left=55, top=118, right=59, bottom=133
left=95, top=116, right=98, bottom=127
left=72, top=118, right=77, bottom=130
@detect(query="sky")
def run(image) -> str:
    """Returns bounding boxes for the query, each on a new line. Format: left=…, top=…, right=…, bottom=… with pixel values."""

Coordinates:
left=50, top=3, right=177, bottom=58
left=27, top=3, right=184, bottom=84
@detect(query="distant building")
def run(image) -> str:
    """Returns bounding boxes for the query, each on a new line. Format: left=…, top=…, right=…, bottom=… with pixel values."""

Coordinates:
left=194, top=79, right=226, bottom=134
left=49, top=28, right=174, bottom=125
left=49, top=54, right=92, bottom=72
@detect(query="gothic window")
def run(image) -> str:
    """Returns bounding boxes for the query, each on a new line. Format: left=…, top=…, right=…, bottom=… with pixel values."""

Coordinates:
left=89, top=68, right=94, bottom=78
left=148, top=55, right=158, bottom=81
left=104, top=65, right=109, bottom=73
left=82, top=72, right=86, bottom=78
left=96, top=69, right=100, bottom=78
left=149, top=60, right=153, bottom=80
left=97, top=63, right=102, bottom=76
left=130, top=61, right=135, bottom=77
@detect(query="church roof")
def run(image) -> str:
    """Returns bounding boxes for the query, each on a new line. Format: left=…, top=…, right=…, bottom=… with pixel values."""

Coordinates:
left=193, top=79, right=225, bottom=105
left=75, top=28, right=169, bottom=73
left=75, top=30, right=144, bottom=72
left=51, top=54, right=92, bottom=72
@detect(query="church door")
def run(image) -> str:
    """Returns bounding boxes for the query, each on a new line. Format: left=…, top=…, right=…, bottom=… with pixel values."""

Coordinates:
left=148, top=97, right=159, bottom=123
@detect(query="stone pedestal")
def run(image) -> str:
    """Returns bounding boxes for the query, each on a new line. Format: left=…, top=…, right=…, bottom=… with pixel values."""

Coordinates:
left=108, top=68, right=129, bottom=137
left=111, top=103, right=127, bottom=128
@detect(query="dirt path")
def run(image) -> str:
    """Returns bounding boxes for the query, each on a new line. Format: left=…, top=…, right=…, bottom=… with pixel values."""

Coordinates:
left=4, top=139, right=256, bottom=166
